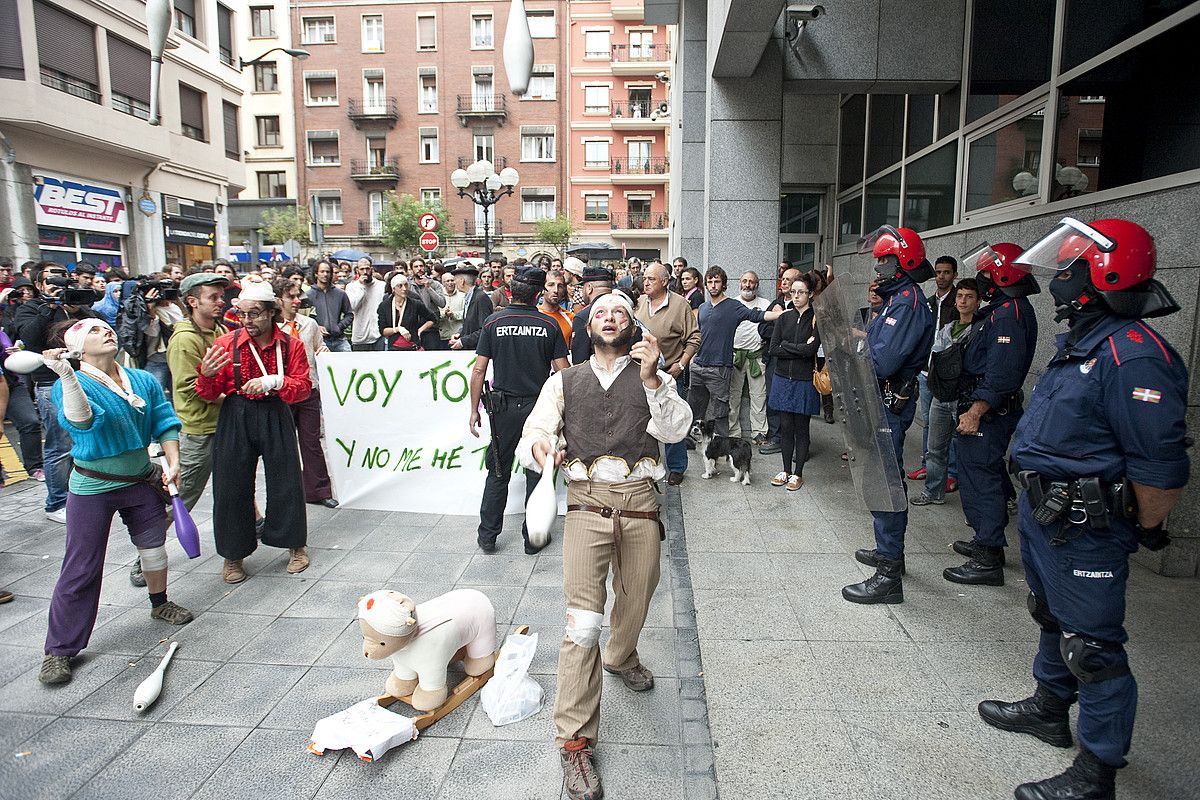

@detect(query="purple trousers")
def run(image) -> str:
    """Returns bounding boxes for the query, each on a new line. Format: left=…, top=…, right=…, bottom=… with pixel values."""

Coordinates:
left=45, top=484, right=166, bottom=657
left=290, top=389, right=332, bottom=502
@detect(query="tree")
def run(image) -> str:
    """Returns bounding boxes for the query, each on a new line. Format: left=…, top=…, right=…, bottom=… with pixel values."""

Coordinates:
left=259, top=205, right=311, bottom=245
left=380, top=192, right=452, bottom=254
left=533, top=212, right=577, bottom=258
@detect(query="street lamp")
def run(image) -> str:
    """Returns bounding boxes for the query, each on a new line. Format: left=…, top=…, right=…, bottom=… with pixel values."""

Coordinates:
left=240, top=47, right=311, bottom=69
left=451, top=159, right=519, bottom=263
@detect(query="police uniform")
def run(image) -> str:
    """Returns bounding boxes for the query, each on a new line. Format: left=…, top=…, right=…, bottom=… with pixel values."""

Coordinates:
left=1007, top=314, right=1188, bottom=769
left=476, top=276, right=569, bottom=551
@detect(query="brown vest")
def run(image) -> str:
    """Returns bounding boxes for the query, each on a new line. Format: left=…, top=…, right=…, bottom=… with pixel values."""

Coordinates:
left=562, top=361, right=660, bottom=474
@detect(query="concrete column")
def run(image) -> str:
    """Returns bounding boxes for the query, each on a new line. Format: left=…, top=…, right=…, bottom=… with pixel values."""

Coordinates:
left=0, top=153, right=39, bottom=262
left=671, top=0, right=707, bottom=266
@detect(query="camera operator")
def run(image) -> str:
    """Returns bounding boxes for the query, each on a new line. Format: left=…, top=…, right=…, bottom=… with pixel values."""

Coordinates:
left=119, top=273, right=182, bottom=396
left=12, top=263, right=100, bottom=522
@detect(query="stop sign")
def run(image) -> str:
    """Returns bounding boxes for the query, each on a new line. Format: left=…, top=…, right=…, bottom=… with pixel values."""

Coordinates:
left=419, top=231, right=440, bottom=252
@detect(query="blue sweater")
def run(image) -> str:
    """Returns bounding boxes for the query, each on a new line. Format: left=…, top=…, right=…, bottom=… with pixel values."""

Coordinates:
left=53, top=367, right=181, bottom=461
left=696, top=297, right=765, bottom=367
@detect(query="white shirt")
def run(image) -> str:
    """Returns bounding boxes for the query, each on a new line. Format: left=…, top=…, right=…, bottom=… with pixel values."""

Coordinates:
left=345, top=278, right=385, bottom=344
left=438, top=290, right=466, bottom=340
left=517, top=356, right=693, bottom=483
left=732, top=294, right=770, bottom=351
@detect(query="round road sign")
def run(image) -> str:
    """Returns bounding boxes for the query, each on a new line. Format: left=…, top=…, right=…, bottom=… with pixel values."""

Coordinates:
left=419, top=231, right=440, bottom=252
left=419, top=213, right=439, bottom=232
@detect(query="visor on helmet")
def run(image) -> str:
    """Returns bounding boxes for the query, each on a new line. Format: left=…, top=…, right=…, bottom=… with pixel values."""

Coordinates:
left=857, top=225, right=907, bottom=258
left=1014, top=217, right=1116, bottom=273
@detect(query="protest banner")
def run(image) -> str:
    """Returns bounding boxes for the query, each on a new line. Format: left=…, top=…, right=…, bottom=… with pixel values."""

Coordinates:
left=316, top=351, right=563, bottom=515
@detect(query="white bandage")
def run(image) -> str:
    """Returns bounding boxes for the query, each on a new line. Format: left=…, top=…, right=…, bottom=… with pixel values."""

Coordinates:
left=63, top=319, right=113, bottom=358
left=260, top=374, right=283, bottom=391
left=588, top=292, right=634, bottom=322
left=56, top=367, right=92, bottom=425
left=137, top=545, right=168, bottom=572
left=565, top=608, right=603, bottom=648
left=358, top=590, right=417, bottom=636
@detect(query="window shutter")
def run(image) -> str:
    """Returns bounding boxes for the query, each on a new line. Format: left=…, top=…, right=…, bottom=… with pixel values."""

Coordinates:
left=521, top=125, right=554, bottom=135
left=306, top=129, right=339, bottom=140
left=363, top=68, right=384, bottom=78
left=222, top=101, right=239, bottom=158
left=179, top=85, right=205, bottom=131
left=34, top=1, right=98, bottom=84
left=0, top=0, right=24, bottom=80
left=107, top=35, right=151, bottom=102
left=417, top=17, right=435, bottom=46
left=472, top=66, right=493, bottom=76
left=217, top=5, right=233, bottom=56
left=418, top=66, right=436, bottom=77
left=174, top=0, right=196, bottom=17
left=418, top=127, right=438, bottom=137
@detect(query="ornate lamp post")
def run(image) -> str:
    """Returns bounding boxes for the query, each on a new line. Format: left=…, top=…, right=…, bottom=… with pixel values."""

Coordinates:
left=451, top=160, right=519, bottom=263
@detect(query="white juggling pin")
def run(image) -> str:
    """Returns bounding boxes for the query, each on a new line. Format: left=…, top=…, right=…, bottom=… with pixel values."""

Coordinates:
left=134, top=641, right=179, bottom=712
left=2, top=350, right=45, bottom=374
left=525, top=465, right=557, bottom=548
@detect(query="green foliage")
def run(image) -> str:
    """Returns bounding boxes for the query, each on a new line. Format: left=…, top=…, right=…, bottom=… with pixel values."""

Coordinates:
left=533, top=213, right=577, bottom=257
left=258, top=205, right=311, bottom=245
left=380, top=192, right=452, bottom=253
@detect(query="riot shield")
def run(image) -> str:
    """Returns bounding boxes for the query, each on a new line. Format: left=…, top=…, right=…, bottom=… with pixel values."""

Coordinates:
left=813, top=278, right=907, bottom=513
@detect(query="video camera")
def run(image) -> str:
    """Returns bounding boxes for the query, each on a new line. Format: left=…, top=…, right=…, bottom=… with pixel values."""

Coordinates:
left=44, top=276, right=104, bottom=306
left=136, top=277, right=180, bottom=301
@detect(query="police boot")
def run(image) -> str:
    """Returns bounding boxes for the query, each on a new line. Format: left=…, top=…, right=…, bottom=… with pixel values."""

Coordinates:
left=853, top=548, right=906, bottom=575
left=943, top=544, right=1005, bottom=586
left=1014, top=748, right=1116, bottom=800
left=841, top=558, right=903, bottom=605
left=978, top=683, right=1074, bottom=748
left=952, top=539, right=1006, bottom=565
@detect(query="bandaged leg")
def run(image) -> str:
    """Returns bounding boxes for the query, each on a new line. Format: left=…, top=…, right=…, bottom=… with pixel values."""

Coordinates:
left=137, top=546, right=168, bottom=572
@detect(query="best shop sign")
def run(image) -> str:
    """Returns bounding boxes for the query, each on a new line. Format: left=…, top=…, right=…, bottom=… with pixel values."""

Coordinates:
left=33, top=172, right=130, bottom=235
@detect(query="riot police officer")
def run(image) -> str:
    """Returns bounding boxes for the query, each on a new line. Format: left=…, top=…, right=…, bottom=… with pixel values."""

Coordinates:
left=944, top=242, right=1039, bottom=586
left=978, top=218, right=1188, bottom=800
left=468, top=266, right=570, bottom=554
left=844, top=226, right=935, bottom=605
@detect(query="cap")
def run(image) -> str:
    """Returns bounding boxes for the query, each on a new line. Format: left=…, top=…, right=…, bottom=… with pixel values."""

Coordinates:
left=179, top=272, right=231, bottom=295
left=10, top=276, right=33, bottom=291
left=450, top=264, right=480, bottom=277
left=580, top=265, right=615, bottom=283
left=513, top=265, right=547, bottom=288
left=562, top=256, right=586, bottom=277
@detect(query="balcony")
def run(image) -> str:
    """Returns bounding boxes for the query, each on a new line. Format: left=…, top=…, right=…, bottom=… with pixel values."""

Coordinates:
left=457, top=156, right=508, bottom=170
left=455, top=93, right=508, bottom=126
left=349, top=158, right=400, bottom=185
left=610, top=100, right=669, bottom=129
left=611, top=43, right=671, bottom=75
left=346, top=97, right=399, bottom=128
left=609, top=211, right=668, bottom=235
left=609, top=156, right=669, bottom=184
left=463, top=220, right=504, bottom=237
left=358, top=220, right=384, bottom=239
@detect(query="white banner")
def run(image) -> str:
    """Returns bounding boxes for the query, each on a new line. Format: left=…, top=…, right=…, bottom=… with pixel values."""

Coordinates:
left=316, top=351, right=560, bottom=515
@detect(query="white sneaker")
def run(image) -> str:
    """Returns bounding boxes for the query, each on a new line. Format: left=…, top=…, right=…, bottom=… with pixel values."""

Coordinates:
left=45, top=508, right=67, bottom=524
left=770, top=471, right=789, bottom=487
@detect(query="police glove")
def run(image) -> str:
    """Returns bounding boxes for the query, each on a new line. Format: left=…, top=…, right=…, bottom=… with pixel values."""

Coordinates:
left=1136, top=521, right=1171, bottom=552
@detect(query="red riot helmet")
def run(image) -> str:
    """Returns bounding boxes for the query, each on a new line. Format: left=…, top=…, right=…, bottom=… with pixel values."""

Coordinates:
left=962, top=241, right=1039, bottom=300
left=858, top=226, right=934, bottom=290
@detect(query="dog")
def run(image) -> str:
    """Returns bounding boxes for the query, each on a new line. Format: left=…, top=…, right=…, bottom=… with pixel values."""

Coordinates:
left=696, top=420, right=753, bottom=485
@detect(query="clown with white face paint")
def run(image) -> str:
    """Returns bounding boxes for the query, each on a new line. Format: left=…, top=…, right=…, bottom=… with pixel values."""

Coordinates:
left=515, top=290, right=692, bottom=800
left=37, top=318, right=193, bottom=687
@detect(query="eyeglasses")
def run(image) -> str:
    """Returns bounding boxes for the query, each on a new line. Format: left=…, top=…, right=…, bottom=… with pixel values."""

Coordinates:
left=236, top=308, right=272, bottom=320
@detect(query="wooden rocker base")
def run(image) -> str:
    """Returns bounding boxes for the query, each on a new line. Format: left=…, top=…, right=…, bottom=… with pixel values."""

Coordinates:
left=375, top=624, right=529, bottom=731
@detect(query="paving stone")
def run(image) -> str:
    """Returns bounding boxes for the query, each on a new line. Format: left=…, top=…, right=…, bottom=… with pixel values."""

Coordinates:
left=231, top=617, right=352, bottom=666
left=0, top=711, right=55, bottom=755
left=459, top=553, right=537, bottom=586
left=0, top=593, right=50, bottom=634
left=597, top=744, right=685, bottom=800
left=0, top=652, right=131, bottom=715
left=463, top=673, right=556, bottom=742
left=261, top=666, right=391, bottom=730
left=809, top=640, right=958, bottom=712
left=313, top=736, right=458, bottom=799
left=527, top=555, right=564, bottom=586
left=356, top=525, right=428, bottom=553
left=191, top=727, right=339, bottom=800
left=700, top=639, right=833, bottom=712
left=599, top=675, right=683, bottom=745
left=687, top=552, right=780, bottom=591
left=314, top=623, right=392, bottom=672
left=0, top=716, right=150, bottom=800
left=391, top=552, right=474, bottom=585
left=693, top=589, right=803, bottom=641
left=320, top=549, right=402, bottom=583
left=162, top=662, right=308, bottom=727
left=281, top=578, right=377, bottom=619
left=167, top=611, right=275, bottom=661
left=0, top=552, right=51, bottom=585
left=208, top=575, right=317, bottom=616
left=82, top=606, right=187, bottom=657
left=436, top=739, right=564, bottom=800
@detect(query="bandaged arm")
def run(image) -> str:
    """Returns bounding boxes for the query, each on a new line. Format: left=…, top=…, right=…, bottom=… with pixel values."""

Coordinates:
left=44, top=355, right=92, bottom=426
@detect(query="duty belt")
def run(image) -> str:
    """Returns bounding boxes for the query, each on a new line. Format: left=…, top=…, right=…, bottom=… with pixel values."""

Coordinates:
left=566, top=504, right=663, bottom=594
left=1012, top=469, right=1133, bottom=533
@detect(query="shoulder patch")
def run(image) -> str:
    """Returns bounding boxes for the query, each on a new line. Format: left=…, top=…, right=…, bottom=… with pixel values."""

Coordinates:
left=1126, top=329, right=1144, bottom=344
left=885, top=317, right=898, bottom=326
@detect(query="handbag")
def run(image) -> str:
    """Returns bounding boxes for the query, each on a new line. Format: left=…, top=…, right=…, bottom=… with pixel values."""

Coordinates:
left=812, top=363, right=833, bottom=395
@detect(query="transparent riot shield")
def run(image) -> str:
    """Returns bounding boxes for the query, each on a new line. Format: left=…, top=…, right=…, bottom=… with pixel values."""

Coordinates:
left=813, top=279, right=907, bottom=513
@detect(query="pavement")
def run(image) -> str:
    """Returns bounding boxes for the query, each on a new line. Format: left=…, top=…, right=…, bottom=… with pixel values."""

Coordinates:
left=0, top=420, right=1197, bottom=800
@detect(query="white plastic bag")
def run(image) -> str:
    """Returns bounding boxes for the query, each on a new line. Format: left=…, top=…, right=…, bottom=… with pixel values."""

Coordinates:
left=480, top=631, right=544, bottom=726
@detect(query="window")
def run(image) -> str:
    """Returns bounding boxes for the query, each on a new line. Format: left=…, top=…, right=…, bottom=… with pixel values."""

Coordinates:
left=419, top=128, right=439, bottom=162
left=1061, top=0, right=1191, bottom=72
left=629, top=30, right=652, bottom=58
left=527, top=10, right=555, bottom=38
left=257, top=172, right=287, bottom=198
left=0, top=0, right=24, bottom=80
left=417, top=15, right=436, bottom=50
left=216, top=4, right=234, bottom=66
left=584, top=195, right=609, bottom=221
left=362, top=15, right=383, bottom=52
left=307, top=130, right=340, bottom=165
left=584, top=140, right=609, bottom=168
left=421, top=188, right=441, bottom=206
left=584, top=85, right=609, bottom=114
left=521, top=188, right=555, bottom=222
left=521, top=126, right=555, bottom=161
left=779, top=193, right=820, bottom=234
left=419, top=71, right=437, bottom=112
left=474, top=133, right=494, bottom=163
left=256, top=115, right=280, bottom=147
left=363, top=71, right=385, bottom=112
left=35, top=1, right=100, bottom=103
left=966, top=0, right=1054, bottom=123
left=472, top=72, right=494, bottom=110
left=304, top=73, right=337, bottom=105
left=626, top=139, right=651, bottom=168
left=222, top=101, right=240, bottom=160
left=367, top=137, right=386, bottom=168
left=253, top=62, right=277, bottom=92
left=367, top=191, right=384, bottom=235
left=965, top=107, right=1045, bottom=213
left=903, top=141, right=957, bottom=231
left=864, top=168, right=901, bottom=231
left=838, top=95, right=866, bottom=190
left=584, top=30, right=610, bottom=58
left=906, top=95, right=935, bottom=156
left=302, top=16, right=336, bottom=44
left=526, top=65, right=555, bottom=100
left=179, top=84, right=206, bottom=140
left=626, top=88, right=651, bottom=118
left=313, top=193, right=342, bottom=225
left=250, top=6, right=274, bottom=38
left=108, top=35, right=151, bottom=119
left=866, top=94, right=904, bottom=177
left=472, top=14, right=493, bottom=49
left=837, top=195, right=862, bottom=245
left=173, top=0, right=197, bottom=39
left=627, top=197, right=651, bottom=224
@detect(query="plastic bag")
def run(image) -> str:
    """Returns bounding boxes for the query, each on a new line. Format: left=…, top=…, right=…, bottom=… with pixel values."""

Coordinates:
left=480, top=631, right=543, bottom=726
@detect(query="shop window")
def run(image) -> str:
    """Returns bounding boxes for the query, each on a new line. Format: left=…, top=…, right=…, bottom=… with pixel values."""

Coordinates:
left=903, top=141, right=957, bottom=231
left=964, top=107, right=1045, bottom=213
left=967, top=0, right=1054, bottom=123
left=38, top=227, right=124, bottom=273
left=1061, top=0, right=1191, bottom=72
left=302, top=16, right=335, bottom=45
left=779, top=193, right=820, bottom=234
left=584, top=195, right=609, bottom=221
left=256, top=115, right=280, bottom=147
left=866, top=95, right=905, bottom=177
left=362, top=15, right=384, bottom=52
left=417, top=15, right=436, bottom=50
left=250, top=6, right=274, bottom=38
left=527, top=10, right=555, bottom=38
left=863, top=168, right=901, bottom=232
left=179, top=84, right=206, bottom=141
left=254, top=62, right=277, bottom=92
left=906, top=95, right=936, bottom=155
left=257, top=171, right=287, bottom=198
left=838, top=94, right=866, bottom=190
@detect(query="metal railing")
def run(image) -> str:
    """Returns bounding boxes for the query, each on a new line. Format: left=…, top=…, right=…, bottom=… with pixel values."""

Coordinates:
left=358, top=220, right=384, bottom=237
left=457, top=156, right=507, bottom=170
left=40, top=69, right=101, bottom=103
left=456, top=93, right=508, bottom=114
left=346, top=96, right=399, bottom=121
left=349, top=158, right=400, bottom=178
left=610, top=156, right=669, bottom=175
left=463, top=220, right=504, bottom=237
left=609, top=211, right=668, bottom=230
left=611, top=43, right=670, bottom=62
left=610, top=100, right=657, bottom=119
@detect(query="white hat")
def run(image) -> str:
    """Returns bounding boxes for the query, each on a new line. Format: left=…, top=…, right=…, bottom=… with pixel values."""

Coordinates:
left=234, top=279, right=278, bottom=308
left=562, top=257, right=586, bottom=277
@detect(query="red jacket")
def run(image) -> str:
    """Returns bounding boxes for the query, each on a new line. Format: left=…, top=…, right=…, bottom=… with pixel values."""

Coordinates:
left=195, top=326, right=312, bottom=405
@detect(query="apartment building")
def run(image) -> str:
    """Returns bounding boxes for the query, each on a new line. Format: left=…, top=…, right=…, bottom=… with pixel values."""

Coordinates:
left=0, top=0, right=246, bottom=269
left=291, top=0, right=568, bottom=258
left=567, top=0, right=672, bottom=260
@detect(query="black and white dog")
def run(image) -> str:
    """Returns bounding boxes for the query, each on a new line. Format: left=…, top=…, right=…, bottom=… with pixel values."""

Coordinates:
left=696, top=420, right=753, bottom=485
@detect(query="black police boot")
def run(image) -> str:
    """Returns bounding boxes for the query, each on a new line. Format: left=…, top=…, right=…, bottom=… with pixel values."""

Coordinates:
left=842, top=558, right=903, bottom=605
left=952, top=539, right=1007, bottom=565
left=943, top=545, right=1005, bottom=586
left=978, top=683, right=1074, bottom=748
left=1014, top=748, right=1116, bottom=800
left=853, top=548, right=906, bottom=575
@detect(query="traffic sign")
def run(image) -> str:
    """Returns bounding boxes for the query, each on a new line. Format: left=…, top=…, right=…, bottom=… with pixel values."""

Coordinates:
left=419, top=213, right=439, bottom=232
left=419, top=231, right=440, bottom=252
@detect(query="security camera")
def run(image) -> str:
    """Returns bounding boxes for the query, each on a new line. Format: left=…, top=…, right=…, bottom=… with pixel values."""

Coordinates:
left=786, top=3, right=825, bottom=23
left=655, top=71, right=670, bottom=83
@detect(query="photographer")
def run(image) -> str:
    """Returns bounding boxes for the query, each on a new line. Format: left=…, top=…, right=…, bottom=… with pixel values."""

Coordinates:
left=118, top=273, right=183, bottom=396
left=12, top=263, right=100, bottom=522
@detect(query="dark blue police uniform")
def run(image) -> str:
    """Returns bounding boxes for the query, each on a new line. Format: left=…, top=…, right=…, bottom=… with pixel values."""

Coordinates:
left=476, top=303, right=569, bottom=548
left=866, top=278, right=934, bottom=560
left=956, top=296, right=1038, bottom=550
left=1010, top=315, right=1189, bottom=767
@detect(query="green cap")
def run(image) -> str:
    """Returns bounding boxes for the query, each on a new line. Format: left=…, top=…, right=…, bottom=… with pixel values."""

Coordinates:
left=178, top=272, right=230, bottom=295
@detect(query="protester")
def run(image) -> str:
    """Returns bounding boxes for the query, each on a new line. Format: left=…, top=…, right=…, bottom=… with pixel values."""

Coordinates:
left=408, top=258, right=446, bottom=318
left=274, top=279, right=337, bottom=509
left=196, top=281, right=312, bottom=583
left=490, top=265, right=516, bottom=309
left=517, top=292, right=691, bottom=800
left=437, top=271, right=465, bottom=347
left=90, top=282, right=121, bottom=326
left=767, top=274, right=821, bottom=491
left=538, top=270, right=574, bottom=349
left=73, top=262, right=97, bottom=289
left=561, top=257, right=586, bottom=310
left=37, top=318, right=192, bottom=686
left=910, top=255, right=960, bottom=487
left=307, top=260, right=353, bottom=352
left=669, top=256, right=687, bottom=292
left=346, top=258, right=385, bottom=350
left=0, top=257, right=13, bottom=290
left=569, top=267, right=622, bottom=365
left=727, top=271, right=771, bottom=444
left=447, top=264, right=494, bottom=351
left=1, top=284, right=46, bottom=480
left=758, top=267, right=801, bottom=455
left=378, top=273, right=438, bottom=351
left=679, top=267, right=704, bottom=311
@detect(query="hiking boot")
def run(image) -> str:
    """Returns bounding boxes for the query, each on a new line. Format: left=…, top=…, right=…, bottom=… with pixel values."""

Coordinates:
left=1014, top=748, right=1116, bottom=800
left=604, top=662, right=654, bottom=692
left=38, top=654, right=72, bottom=685
left=952, top=539, right=1006, bottom=565
left=842, top=558, right=904, bottom=604
left=759, top=440, right=781, bottom=456
left=854, top=548, right=906, bottom=575
left=287, top=547, right=310, bottom=574
left=560, top=737, right=604, bottom=800
left=223, top=559, right=247, bottom=584
left=150, top=601, right=194, bottom=625
left=978, top=684, right=1074, bottom=748
left=130, top=562, right=147, bottom=588
left=910, top=493, right=945, bottom=506
left=944, top=546, right=1005, bottom=586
